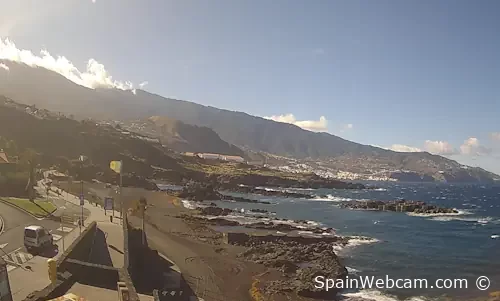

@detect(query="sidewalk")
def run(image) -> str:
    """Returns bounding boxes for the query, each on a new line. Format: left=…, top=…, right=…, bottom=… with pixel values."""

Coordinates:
left=8, top=178, right=123, bottom=301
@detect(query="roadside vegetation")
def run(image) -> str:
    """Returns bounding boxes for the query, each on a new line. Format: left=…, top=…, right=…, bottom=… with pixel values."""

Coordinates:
left=1, top=197, right=57, bottom=217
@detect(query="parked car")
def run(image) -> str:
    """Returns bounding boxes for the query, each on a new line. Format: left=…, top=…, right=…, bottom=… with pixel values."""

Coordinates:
left=24, top=225, right=54, bottom=253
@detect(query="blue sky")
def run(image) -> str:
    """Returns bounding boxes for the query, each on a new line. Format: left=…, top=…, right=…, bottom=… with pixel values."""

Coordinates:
left=1, top=0, right=499, bottom=173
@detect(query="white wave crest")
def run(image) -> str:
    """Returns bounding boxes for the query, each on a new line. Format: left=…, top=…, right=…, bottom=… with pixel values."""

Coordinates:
left=181, top=200, right=199, bottom=210
left=334, top=236, right=380, bottom=252
left=346, top=266, right=361, bottom=274
left=342, top=289, right=432, bottom=301
left=406, top=209, right=472, bottom=218
left=492, top=235, right=499, bottom=239
left=309, top=194, right=356, bottom=202
left=429, top=216, right=498, bottom=224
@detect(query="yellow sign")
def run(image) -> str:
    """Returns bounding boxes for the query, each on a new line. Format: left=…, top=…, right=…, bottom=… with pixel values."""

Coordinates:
left=109, top=161, right=122, bottom=174
left=48, top=293, right=86, bottom=301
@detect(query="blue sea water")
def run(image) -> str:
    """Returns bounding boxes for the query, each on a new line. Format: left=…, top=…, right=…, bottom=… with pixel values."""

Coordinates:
left=210, top=182, right=500, bottom=300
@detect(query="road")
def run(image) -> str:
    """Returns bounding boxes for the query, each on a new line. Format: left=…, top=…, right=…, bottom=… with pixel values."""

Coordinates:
left=0, top=178, right=85, bottom=268
left=0, top=201, right=63, bottom=256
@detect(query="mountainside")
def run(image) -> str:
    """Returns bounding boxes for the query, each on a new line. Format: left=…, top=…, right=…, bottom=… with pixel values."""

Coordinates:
left=121, top=116, right=244, bottom=157
left=0, top=96, right=360, bottom=190
left=1, top=60, right=499, bottom=183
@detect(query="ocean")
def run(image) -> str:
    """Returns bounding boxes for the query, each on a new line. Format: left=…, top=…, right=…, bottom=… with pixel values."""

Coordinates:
left=194, top=182, right=500, bottom=301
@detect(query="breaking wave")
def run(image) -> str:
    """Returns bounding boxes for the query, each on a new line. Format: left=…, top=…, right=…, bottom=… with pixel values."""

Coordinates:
left=342, top=289, right=432, bottom=301
left=334, top=236, right=380, bottom=252
left=309, top=194, right=358, bottom=202
left=406, top=209, right=472, bottom=218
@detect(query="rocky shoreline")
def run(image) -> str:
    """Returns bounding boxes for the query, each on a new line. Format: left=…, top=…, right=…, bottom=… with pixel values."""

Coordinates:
left=226, top=185, right=313, bottom=198
left=179, top=211, right=353, bottom=298
left=339, top=199, right=459, bottom=214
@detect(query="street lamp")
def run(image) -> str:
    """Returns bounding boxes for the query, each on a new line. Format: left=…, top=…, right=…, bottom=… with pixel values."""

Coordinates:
left=78, top=155, right=86, bottom=230
left=139, top=197, right=147, bottom=246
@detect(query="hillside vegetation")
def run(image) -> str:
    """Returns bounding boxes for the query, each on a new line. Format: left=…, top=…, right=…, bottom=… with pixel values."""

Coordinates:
left=0, top=96, right=357, bottom=189
left=0, top=61, right=498, bottom=182
left=121, top=116, right=244, bottom=157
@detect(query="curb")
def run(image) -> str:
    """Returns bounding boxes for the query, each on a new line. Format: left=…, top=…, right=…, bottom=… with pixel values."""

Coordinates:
left=0, top=198, right=57, bottom=220
left=0, top=215, right=4, bottom=236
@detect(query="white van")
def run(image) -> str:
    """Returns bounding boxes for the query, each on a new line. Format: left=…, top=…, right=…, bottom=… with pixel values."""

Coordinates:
left=24, top=225, right=54, bottom=252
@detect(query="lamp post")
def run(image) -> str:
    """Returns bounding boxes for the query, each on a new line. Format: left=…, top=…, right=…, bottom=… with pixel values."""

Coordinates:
left=139, top=197, right=147, bottom=246
left=79, top=155, right=85, bottom=230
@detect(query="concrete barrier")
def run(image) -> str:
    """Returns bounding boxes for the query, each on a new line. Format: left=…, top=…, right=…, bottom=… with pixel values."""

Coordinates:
left=0, top=258, right=13, bottom=301
left=22, top=218, right=142, bottom=301
left=57, top=222, right=97, bottom=271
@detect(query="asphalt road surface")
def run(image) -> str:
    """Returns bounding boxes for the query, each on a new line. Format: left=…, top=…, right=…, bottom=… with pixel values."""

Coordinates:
left=0, top=201, right=61, bottom=255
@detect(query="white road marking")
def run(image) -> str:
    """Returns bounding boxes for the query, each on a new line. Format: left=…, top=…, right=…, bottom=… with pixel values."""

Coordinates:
left=2, top=250, right=33, bottom=265
left=56, top=227, right=73, bottom=233
left=52, top=234, right=63, bottom=241
left=7, top=265, right=16, bottom=272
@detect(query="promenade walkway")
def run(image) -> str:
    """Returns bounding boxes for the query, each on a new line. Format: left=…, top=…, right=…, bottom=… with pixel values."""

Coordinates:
left=8, top=176, right=123, bottom=301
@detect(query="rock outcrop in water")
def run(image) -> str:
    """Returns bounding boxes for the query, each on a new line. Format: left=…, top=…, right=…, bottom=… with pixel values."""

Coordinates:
left=225, top=185, right=313, bottom=198
left=339, top=199, right=459, bottom=214
left=231, top=235, right=348, bottom=298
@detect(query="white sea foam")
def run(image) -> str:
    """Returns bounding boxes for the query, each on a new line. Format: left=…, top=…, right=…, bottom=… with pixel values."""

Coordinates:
left=428, top=215, right=500, bottom=224
left=297, top=230, right=336, bottom=238
left=334, top=236, right=380, bottom=252
left=309, top=194, right=356, bottom=202
left=346, top=236, right=380, bottom=248
left=181, top=200, right=199, bottom=210
left=406, top=209, right=472, bottom=218
left=205, top=214, right=324, bottom=229
left=346, top=266, right=361, bottom=274
left=342, top=289, right=431, bottom=301
left=492, top=235, right=499, bottom=239
left=372, top=188, right=388, bottom=191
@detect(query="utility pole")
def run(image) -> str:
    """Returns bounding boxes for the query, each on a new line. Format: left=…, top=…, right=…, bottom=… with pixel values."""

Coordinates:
left=79, top=155, right=85, bottom=230
left=119, top=161, right=123, bottom=219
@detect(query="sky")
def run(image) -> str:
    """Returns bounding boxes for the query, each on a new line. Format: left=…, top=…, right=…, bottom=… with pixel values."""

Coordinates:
left=0, top=0, right=499, bottom=173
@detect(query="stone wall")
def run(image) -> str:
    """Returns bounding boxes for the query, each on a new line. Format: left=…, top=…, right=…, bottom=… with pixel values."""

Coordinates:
left=224, top=232, right=344, bottom=245
left=64, top=259, right=119, bottom=288
left=122, top=215, right=141, bottom=301
left=0, top=258, right=13, bottom=301
left=57, top=221, right=97, bottom=271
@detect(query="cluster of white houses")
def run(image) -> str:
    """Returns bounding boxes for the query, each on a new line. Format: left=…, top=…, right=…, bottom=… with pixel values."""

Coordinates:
left=183, top=152, right=246, bottom=163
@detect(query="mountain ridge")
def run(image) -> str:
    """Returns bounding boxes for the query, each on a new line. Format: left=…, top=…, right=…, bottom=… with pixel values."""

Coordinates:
left=0, top=60, right=498, bottom=182
left=120, top=116, right=245, bottom=157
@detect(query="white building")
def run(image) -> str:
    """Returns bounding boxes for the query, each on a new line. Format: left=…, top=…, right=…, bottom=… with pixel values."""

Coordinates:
left=221, top=155, right=245, bottom=163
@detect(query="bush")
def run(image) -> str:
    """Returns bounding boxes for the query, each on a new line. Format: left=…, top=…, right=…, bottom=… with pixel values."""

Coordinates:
left=0, top=171, right=30, bottom=197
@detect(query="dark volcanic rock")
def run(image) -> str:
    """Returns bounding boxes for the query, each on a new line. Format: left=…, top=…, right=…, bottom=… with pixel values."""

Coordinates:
left=219, top=194, right=271, bottom=204
left=227, top=186, right=312, bottom=198
left=339, top=199, right=459, bottom=214
left=177, top=182, right=221, bottom=201
left=199, top=206, right=233, bottom=216
left=240, top=240, right=347, bottom=297
left=217, top=173, right=365, bottom=190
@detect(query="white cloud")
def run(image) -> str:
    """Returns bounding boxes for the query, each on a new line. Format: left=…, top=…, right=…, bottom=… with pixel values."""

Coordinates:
left=264, top=114, right=328, bottom=132
left=339, top=123, right=354, bottom=133
left=490, top=132, right=500, bottom=141
left=0, top=38, right=142, bottom=92
left=387, top=144, right=422, bottom=153
left=0, top=63, right=9, bottom=71
left=424, top=140, right=456, bottom=155
left=139, top=81, right=149, bottom=89
left=460, top=137, right=491, bottom=156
